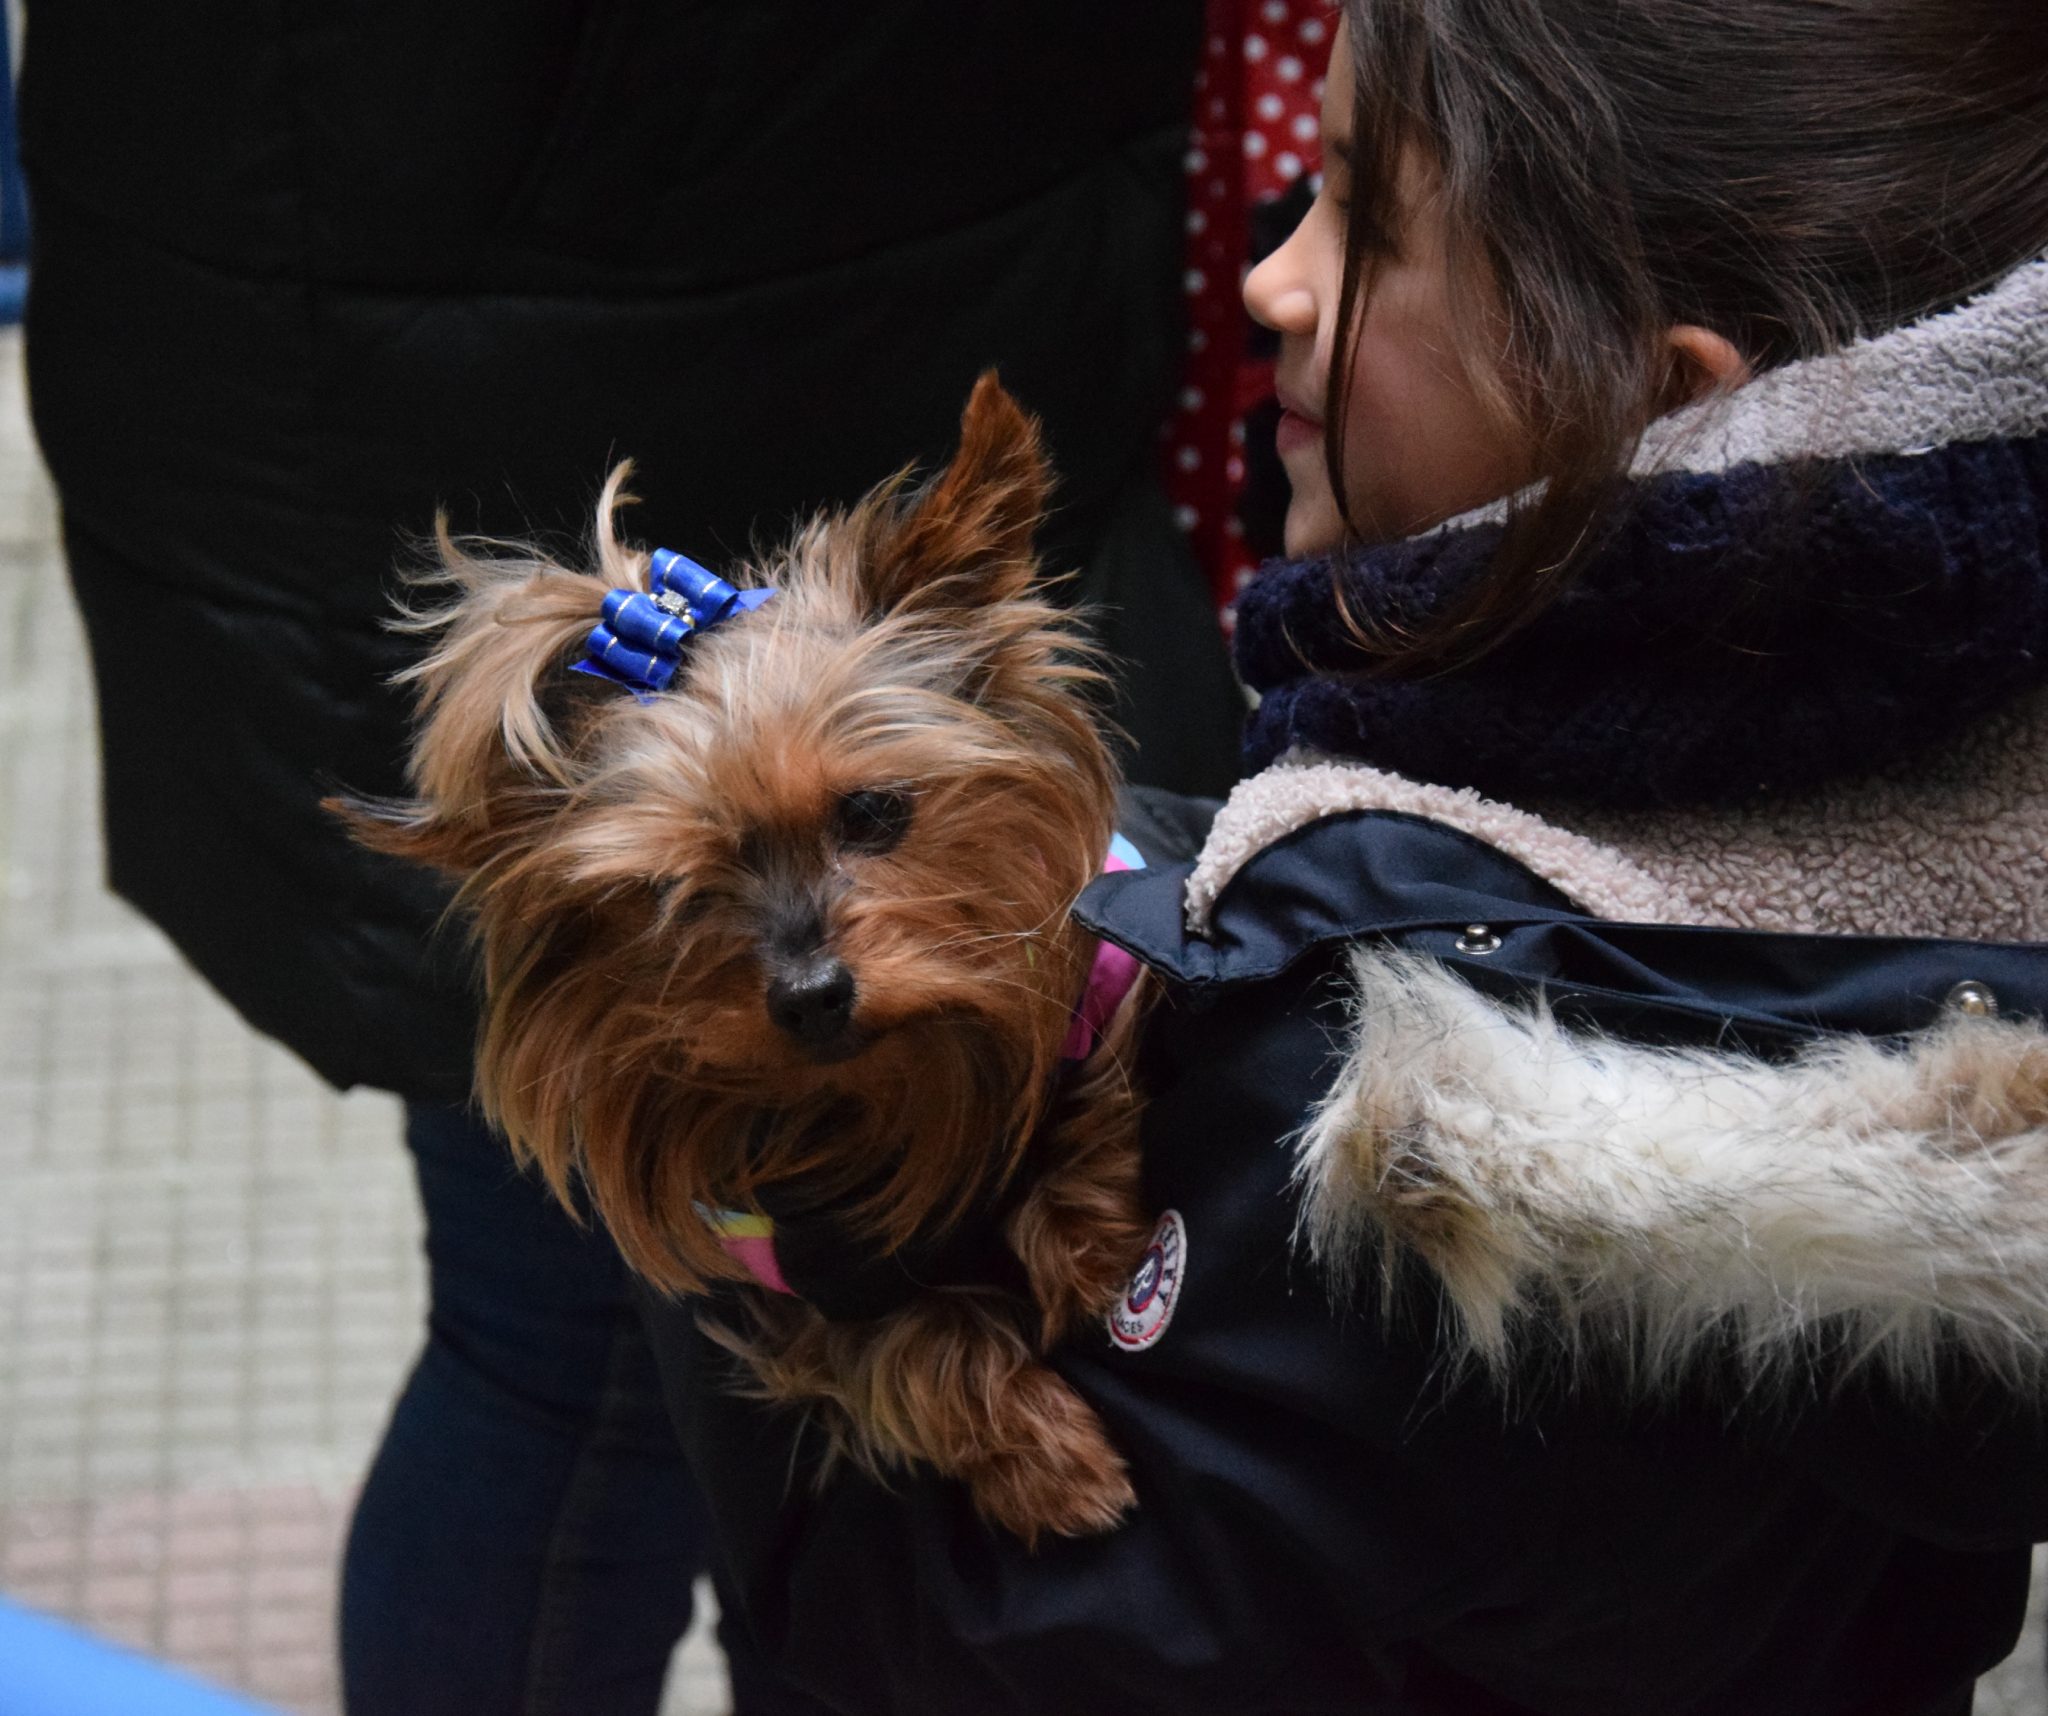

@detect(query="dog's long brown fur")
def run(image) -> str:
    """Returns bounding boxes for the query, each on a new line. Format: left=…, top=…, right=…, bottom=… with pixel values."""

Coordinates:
left=340, top=377, right=1156, bottom=1541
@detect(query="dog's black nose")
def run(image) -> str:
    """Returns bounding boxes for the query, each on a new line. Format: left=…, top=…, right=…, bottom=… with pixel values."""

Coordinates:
left=766, top=956, right=858, bottom=1051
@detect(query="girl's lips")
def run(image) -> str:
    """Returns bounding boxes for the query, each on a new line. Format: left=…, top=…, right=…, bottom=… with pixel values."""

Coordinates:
left=1274, top=406, right=1323, bottom=455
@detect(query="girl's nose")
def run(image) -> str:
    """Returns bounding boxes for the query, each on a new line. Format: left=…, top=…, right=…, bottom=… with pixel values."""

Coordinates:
left=1244, top=242, right=1318, bottom=337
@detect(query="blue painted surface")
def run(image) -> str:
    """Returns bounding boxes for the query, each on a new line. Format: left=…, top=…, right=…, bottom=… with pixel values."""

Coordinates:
left=0, top=1600, right=281, bottom=1715
left=0, top=11, right=26, bottom=323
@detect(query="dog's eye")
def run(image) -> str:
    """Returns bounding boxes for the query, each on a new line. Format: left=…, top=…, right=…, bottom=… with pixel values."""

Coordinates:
left=833, top=788, right=912, bottom=855
left=653, top=880, right=713, bottom=926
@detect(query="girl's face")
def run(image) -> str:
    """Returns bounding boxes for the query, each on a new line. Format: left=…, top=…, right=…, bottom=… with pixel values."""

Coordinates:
left=1243, top=22, right=1532, bottom=558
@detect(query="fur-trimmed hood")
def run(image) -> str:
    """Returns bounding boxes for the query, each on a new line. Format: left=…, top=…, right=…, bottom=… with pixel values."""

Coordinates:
left=1205, top=256, right=2048, bottom=1383
left=1072, top=798, right=2048, bottom=1396
left=1293, top=948, right=2048, bottom=1387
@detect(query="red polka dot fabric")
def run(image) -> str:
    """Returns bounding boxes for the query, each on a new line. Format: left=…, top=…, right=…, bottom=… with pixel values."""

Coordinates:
left=1164, top=0, right=1332, bottom=626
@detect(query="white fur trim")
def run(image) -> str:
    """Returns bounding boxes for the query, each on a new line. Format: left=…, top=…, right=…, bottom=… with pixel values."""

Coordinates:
left=1297, top=951, right=2048, bottom=1387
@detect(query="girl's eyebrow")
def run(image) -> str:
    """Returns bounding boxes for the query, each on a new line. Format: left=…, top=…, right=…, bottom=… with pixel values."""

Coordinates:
left=1326, top=136, right=1354, bottom=166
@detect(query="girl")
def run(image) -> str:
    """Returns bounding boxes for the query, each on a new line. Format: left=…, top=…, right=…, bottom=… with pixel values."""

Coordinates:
left=660, top=3, right=2048, bottom=1712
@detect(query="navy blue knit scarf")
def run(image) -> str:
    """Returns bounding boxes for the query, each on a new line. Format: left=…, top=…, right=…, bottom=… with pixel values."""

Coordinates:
left=1234, top=433, right=2048, bottom=808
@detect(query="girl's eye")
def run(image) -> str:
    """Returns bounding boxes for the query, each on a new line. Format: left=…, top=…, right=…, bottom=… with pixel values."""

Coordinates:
left=833, top=788, right=913, bottom=855
left=1346, top=208, right=1400, bottom=258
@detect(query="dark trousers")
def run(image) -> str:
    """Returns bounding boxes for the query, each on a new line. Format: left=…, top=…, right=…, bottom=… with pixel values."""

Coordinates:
left=339, top=1102, right=826, bottom=1715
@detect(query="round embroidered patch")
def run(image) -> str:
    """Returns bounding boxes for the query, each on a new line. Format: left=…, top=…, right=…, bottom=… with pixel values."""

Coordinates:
left=1107, top=1210, right=1187, bottom=1352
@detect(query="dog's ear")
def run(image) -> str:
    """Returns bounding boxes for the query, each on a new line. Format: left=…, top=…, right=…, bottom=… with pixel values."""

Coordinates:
left=333, top=471, right=638, bottom=876
left=866, top=372, right=1052, bottom=614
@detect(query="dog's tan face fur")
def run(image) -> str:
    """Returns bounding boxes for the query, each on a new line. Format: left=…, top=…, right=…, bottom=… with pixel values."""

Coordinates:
left=352, top=378, right=1118, bottom=1295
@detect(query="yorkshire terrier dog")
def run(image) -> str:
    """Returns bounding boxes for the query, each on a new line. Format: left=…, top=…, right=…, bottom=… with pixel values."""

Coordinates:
left=345, top=377, right=1157, bottom=1541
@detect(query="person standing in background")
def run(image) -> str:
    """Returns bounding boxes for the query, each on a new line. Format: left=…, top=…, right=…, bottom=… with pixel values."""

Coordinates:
left=17, top=5, right=1239, bottom=1711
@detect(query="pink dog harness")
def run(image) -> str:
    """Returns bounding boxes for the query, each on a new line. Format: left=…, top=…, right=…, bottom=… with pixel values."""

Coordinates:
left=1058, top=834, right=1146, bottom=1060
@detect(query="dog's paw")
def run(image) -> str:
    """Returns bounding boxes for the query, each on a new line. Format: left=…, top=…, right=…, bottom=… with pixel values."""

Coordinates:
left=964, top=1364, right=1135, bottom=1546
left=1009, top=1177, right=1154, bottom=1343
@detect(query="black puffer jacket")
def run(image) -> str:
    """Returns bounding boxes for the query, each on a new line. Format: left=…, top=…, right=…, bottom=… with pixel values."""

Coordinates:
left=20, top=0, right=1234, bottom=1101
left=655, top=795, right=2048, bottom=1716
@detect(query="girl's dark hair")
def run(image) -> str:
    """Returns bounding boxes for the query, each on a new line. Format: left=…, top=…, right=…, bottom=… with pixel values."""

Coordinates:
left=1330, top=0, right=2048, bottom=668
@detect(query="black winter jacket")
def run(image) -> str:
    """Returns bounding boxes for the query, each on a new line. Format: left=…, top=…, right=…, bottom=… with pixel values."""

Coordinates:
left=654, top=795, right=2048, bottom=1716
left=20, top=0, right=1236, bottom=1101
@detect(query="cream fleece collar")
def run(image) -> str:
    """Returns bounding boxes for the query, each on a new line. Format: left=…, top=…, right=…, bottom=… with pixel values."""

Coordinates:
left=1189, top=683, right=2048, bottom=943
left=1634, top=253, right=2048, bottom=477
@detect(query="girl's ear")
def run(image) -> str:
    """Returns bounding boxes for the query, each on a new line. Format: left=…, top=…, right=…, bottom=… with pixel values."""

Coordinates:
left=1661, top=324, right=1754, bottom=413
left=867, top=371, right=1053, bottom=614
left=334, top=486, right=636, bottom=876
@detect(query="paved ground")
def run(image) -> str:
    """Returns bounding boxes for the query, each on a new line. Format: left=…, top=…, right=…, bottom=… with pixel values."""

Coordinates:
left=0, top=329, right=722, bottom=1713
left=0, top=321, right=2040, bottom=1714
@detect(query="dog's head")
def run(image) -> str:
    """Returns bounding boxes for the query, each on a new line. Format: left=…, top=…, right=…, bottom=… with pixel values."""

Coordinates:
left=344, top=376, right=1119, bottom=1290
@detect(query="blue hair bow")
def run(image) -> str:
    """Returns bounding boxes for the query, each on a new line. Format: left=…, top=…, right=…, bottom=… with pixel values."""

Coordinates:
left=571, top=548, right=775, bottom=697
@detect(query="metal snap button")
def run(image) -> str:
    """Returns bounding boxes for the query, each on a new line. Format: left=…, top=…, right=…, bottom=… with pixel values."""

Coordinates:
left=1455, top=924, right=1502, bottom=956
left=1945, top=980, right=1999, bottom=1020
